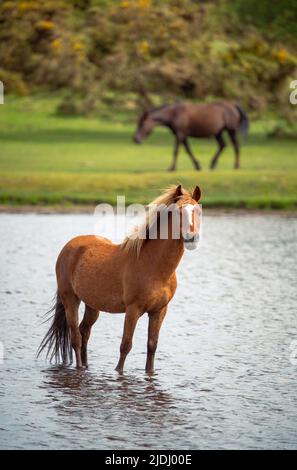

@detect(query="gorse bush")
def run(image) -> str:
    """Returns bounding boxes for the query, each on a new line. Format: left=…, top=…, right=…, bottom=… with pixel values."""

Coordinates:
left=0, top=1, right=95, bottom=90
left=0, top=0, right=296, bottom=118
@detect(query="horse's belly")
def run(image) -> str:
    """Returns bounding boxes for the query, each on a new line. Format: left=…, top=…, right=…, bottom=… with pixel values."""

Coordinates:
left=99, top=304, right=126, bottom=314
left=188, top=109, right=225, bottom=137
left=126, top=278, right=176, bottom=313
left=72, top=249, right=125, bottom=313
left=95, top=290, right=126, bottom=313
left=189, top=129, right=213, bottom=138
left=72, top=287, right=123, bottom=313
left=74, top=273, right=125, bottom=312
left=189, top=121, right=223, bottom=137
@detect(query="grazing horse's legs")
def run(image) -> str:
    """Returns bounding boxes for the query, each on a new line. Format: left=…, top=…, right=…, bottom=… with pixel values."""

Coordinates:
left=79, top=305, right=99, bottom=367
left=115, top=305, right=140, bottom=373
left=61, top=293, right=82, bottom=368
left=210, top=132, right=226, bottom=170
left=168, top=137, right=180, bottom=171
left=145, top=306, right=167, bottom=374
left=228, top=129, right=240, bottom=169
left=183, top=139, right=201, bottom=170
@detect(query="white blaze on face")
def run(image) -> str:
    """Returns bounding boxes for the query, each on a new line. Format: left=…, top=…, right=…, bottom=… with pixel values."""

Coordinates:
left=182, top=204, right=195, bottom=234
left=182, top=203, right=200, bottom=250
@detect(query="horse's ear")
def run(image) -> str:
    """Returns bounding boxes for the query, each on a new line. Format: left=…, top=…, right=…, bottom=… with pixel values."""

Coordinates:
left=175, top=184, right=183, bottom=198
left=192, top=185, right=201, bottom=202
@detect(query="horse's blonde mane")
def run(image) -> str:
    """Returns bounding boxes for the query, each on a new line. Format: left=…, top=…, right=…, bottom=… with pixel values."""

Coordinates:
left=120, top=186, right=191, bottom=257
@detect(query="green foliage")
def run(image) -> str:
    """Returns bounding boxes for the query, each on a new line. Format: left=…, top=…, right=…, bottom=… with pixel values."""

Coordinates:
left=56, top=93, right=99, bottom=116
left=230, top=0, right=297, bottom=39
left=0, top=68, right=28, bottom=95
left=0, top=0, right=296, bottom=120
left=0, top=0, right=95, bottom=91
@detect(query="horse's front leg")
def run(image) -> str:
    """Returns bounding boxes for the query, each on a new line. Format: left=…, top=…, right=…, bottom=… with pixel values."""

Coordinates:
left=183, top=139, right=202, bottom=170
left=115, top=304, right=140, bottom=373
left=145, top=306, right=168, bottom=374
left=168, top=137, right=180, bottom=171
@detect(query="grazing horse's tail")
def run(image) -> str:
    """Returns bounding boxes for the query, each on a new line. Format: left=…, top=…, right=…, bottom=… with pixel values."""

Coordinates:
left=235, top=104, right=249, bottom=136
left=36, top=292, right=73, bottom=364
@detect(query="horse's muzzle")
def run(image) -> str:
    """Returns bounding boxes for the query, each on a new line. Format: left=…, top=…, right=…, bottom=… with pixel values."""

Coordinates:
left=183, top=233, right=199, bottom=250
left=133, top=135, right=142, bottom=144
left=183, top=233, right=199, bottom=243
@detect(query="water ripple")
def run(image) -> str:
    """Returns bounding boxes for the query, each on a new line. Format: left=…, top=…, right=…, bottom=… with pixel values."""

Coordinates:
left=0, top=213, right=297, bottom=449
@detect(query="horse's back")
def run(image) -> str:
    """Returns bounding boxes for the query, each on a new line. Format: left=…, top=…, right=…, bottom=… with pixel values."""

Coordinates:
left=176, top=101, right=239, bottom=137
left=56, top=235, right=114, bottom=274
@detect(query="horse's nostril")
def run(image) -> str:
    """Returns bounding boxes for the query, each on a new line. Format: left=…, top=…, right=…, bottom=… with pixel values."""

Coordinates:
left=184, top=233, right=199, bottom=243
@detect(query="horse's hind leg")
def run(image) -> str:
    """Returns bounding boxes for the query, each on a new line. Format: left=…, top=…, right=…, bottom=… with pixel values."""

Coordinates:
left=228, top=129, right=240, bottom=169
left=183, top=138, right=202, bottom=170
left=79, top=305, right=99, bottom=367
left=146, top=306, right=167, bottom=374
left=210, top=132, right=226, bottom=169
left=61, top=292, right=82, bottom=368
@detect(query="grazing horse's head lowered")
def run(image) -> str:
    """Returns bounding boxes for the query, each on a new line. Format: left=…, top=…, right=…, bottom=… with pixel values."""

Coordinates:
left=133, top=111, right=156, bottom=143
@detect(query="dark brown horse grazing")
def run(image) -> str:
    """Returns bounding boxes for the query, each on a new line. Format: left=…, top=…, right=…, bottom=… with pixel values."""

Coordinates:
left=37, top=185, right=202, bottom=374
left=134, top=101, right=249, bottom=171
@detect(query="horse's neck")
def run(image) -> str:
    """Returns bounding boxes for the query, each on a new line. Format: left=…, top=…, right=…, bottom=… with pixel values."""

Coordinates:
left=150, top=106, right=172, bottom=126
left=141, top=237, right=184, bottom=279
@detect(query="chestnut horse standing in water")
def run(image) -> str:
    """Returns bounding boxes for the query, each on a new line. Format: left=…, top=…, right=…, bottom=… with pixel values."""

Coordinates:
left=134, top=101, right=249, bottom=171
left=38, top=185, right=202, bottom=373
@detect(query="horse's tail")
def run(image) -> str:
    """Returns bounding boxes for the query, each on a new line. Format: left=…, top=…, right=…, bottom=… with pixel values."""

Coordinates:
left=36, top=292, right=72, bottom=364
left=235, top=104, right=249, bottom=136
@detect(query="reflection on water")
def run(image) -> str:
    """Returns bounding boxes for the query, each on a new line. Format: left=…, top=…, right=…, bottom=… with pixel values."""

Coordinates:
left=0, top=213, right=297, bottom=449
left=41, top=367, right=174, bottom=419
left=40, top=367, right=179, bottom=448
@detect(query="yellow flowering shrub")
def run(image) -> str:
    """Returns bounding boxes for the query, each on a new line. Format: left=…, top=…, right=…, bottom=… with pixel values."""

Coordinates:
left=36, top=20, right=55, bottom=31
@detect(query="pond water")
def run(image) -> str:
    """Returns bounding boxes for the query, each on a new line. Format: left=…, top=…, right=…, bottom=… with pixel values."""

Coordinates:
left=0, top=212, right=296, bottom=449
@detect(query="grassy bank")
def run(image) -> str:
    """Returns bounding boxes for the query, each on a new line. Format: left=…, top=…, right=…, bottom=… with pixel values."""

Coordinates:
left=0, top=96, right=297, bottom=209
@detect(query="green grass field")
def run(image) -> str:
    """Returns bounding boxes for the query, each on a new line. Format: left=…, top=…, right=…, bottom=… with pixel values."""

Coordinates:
left=0, top=95, right=297, bottom=209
